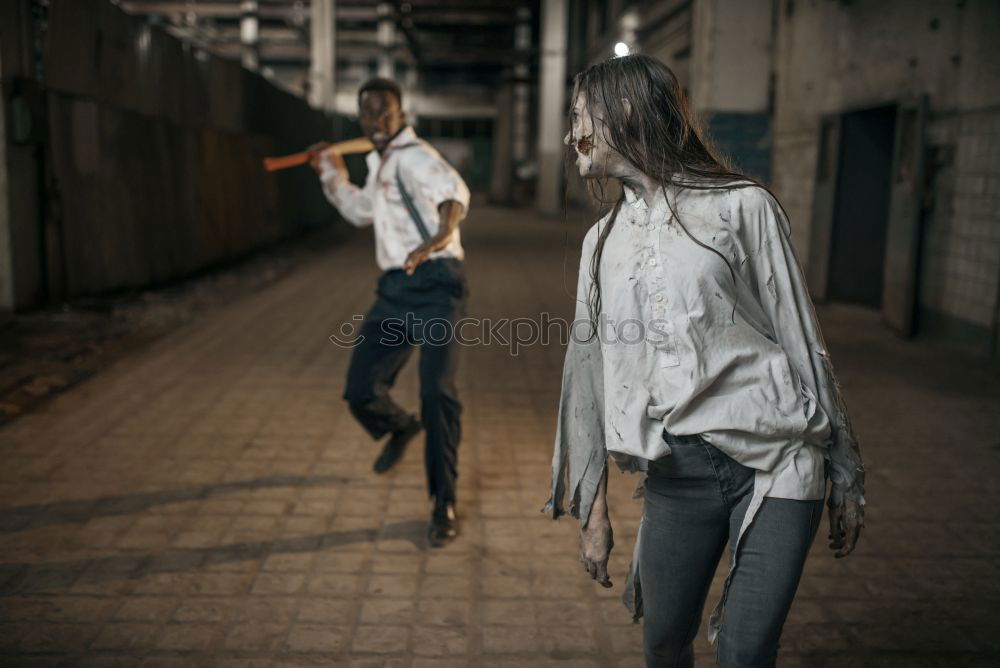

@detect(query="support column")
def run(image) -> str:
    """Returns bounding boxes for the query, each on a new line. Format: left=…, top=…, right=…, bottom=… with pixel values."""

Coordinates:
left=309, top=0, right=337, bottom=110
left=377, top=3, right=395, bottom=80
left=536, top=0, right=568, bottom=216
left=512, top=7, right=532, bottom=165
left=489, top=82, right=514, bottom=204
left=491, top=6, right=532, bottom=205
left=239, top=0, right=259, bottom=71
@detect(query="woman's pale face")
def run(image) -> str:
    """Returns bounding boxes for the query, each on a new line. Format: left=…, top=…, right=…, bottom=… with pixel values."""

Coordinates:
left=564, top=91, right=621, bottom=179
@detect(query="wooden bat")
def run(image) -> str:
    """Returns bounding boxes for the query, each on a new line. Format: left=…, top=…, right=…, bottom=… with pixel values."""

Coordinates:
left=263, top=137, right=375, bottom=172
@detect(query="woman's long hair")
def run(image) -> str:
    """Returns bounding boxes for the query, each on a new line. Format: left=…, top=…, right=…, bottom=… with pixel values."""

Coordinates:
left=570, top=54, right=771, bottom=331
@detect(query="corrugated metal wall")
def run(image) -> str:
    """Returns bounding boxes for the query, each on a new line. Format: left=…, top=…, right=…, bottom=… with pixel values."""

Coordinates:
left=31, top=0, right=358, bottom=300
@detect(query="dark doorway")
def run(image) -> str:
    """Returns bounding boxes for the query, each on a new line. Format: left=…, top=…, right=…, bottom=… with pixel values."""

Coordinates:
left=827, top=105, right=897, bottom=308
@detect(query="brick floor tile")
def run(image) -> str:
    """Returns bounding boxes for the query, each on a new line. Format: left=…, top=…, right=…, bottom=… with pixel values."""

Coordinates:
left=481, top=575, right=532, bottom=598
left=251, top=572, right=306, bottom=595
left=482, top=599, right=535, bottom=625
left=313, top=551, right=372, bottom=573
left=366, top=574, right=418, bottom=598
left=90, top=623, right=161, bottom=651
left=423, top=554, right=473, bottom=577
left=154, top=622, right=224, bottom=650
left=188, top=573, right=255, bottom=596
left=236, top=595, right=300, bottom=622
left=305, top=573, right=363, bottom=597
left=482, top=625, right=538, bottom=653
left=284, top=624, right=348, bottom=652
left=262, top=553, right=315, bottom=572
left=415, top=598, right=471, bottom=626
left=171, top=596, right=240, bottom=623
left=17, top=622, right=100, bottom=653
left=358, top=598, right=415, bottom=625
left=418, top=574, right=472, bottom=599
left=370, top=553, right=423, bottom=574
left=350, top=624, right=410, bottom=653
left=416, top=660, right=479, bottom=668
left=346, top=658, right=408, bottom=668
left=222, top=621, right=290, bottom=650
left=112, top=596, right=180, bottom=622
left=297, top=597, right=357, bottom=625
left=412, top=625, right=468, bottom=656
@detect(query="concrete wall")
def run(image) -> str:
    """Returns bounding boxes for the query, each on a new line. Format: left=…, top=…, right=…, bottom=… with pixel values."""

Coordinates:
left=689, top=0, right=771, bottom=114
left=0, top=0, right=359, bottom=309
left=772, top=0, right=1000, bottom=350
left=689, top=0, right=773, bottom=181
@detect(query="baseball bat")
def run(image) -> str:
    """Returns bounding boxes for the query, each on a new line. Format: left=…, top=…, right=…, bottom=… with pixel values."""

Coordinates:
left=263, top=137, right=375, bottom=172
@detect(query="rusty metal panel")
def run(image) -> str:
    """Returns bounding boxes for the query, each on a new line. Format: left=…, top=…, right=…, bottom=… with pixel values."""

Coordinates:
left=47, top=95, right=103, bottom=295
left=45, top=0, right=102, bottom=97
left=202, top=58, right=244, bottom=132
left=96, top=3, right=149, bottom=116
left=179, top=46, right=210, bottom=128
left=150, top=27, right=187, bottom=126
left=0, top=0, right=36, bottom=80
left=37, top=0, right=361, bottom=304
left=197, top=128, right=282, bottom=264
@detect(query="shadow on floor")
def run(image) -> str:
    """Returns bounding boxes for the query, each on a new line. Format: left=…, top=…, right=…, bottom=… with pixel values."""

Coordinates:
left=0, top=474, right=352, bottom=533
left=0, top=519, right=427, bottom=595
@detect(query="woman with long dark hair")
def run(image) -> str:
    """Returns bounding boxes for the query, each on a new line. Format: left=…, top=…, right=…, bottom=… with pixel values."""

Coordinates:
left=546, top=55, right=866, bottom=667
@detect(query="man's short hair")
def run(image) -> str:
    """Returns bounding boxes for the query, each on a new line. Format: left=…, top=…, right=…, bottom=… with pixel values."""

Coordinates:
left=358, top=78, right=403, bottom=106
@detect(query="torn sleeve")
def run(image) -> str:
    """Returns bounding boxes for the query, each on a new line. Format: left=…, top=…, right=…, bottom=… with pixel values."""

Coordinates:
left=544, top=226, right=608, bottom=526
left=739, top=189, right=866, bottom=508
left=319, top=153, right=375, bottom=228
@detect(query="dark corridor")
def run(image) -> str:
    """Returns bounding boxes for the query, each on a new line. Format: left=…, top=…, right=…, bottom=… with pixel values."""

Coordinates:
left=827, top=105, right=897, bottom=308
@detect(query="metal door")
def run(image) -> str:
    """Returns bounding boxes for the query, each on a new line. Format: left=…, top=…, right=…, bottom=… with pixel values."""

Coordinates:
left=881, top=97, right=928, bottom=336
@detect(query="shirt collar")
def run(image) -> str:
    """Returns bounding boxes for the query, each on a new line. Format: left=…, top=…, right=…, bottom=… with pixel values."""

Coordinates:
left=623, top=183, right=643, bottom=209
left=386, top=125, right=417, bottom=150
left=622, top=182, right=668, bottom=212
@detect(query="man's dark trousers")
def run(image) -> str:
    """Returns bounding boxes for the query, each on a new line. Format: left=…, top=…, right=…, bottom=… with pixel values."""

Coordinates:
left=344, top=258, right=467, bottom=504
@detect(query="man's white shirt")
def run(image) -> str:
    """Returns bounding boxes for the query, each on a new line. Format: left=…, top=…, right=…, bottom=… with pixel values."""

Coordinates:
left=318, top=126, right=470, bottom=271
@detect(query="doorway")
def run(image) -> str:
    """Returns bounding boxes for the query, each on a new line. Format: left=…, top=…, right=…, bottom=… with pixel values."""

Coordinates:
left=827, top=105, right=897, bottom=309
left=826, top=105, right=897, bottom=308
left=809, top=98, right=928, bottom=335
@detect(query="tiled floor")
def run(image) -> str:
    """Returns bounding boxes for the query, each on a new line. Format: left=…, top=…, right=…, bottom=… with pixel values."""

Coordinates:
left=0, top=204, right=997, bottom=667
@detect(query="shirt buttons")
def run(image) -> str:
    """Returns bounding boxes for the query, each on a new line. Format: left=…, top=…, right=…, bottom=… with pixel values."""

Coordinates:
left=655, top=294, right=664, bottom=302
left=647, top=224, right=655, bottom=231
left=649, top=258, right=658, bottom=267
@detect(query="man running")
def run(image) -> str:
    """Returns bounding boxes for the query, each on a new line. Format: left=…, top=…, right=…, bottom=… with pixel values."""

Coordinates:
left=311, top=78, right=470, bottom=547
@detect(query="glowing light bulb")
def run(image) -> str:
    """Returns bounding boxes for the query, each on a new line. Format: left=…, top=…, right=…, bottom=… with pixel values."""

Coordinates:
left=614, top=42, right=630, bottom=57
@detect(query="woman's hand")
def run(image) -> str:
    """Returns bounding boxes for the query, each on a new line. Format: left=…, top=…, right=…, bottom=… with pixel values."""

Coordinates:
left=828, top=496, right=863, bottom=558
left=579, top=466, right=613, bottom=587
left=579, top=513, right=614, bottom=587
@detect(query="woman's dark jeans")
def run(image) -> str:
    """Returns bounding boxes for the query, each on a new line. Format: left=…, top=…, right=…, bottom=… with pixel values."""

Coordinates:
left=639, top=433, right=823, bottom=668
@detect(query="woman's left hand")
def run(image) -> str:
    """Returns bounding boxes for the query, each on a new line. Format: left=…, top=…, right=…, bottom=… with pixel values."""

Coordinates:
left=828, top=496, right=863, bottom=558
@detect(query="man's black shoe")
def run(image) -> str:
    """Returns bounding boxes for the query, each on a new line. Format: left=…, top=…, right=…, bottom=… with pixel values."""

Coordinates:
left=427, top=500, right=458, bottom=548
left=373, top=418, right=422, bottom=474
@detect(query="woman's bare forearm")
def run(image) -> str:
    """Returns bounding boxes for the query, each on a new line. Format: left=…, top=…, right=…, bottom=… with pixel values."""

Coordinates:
left=586, top=464, right=609, bottom=528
